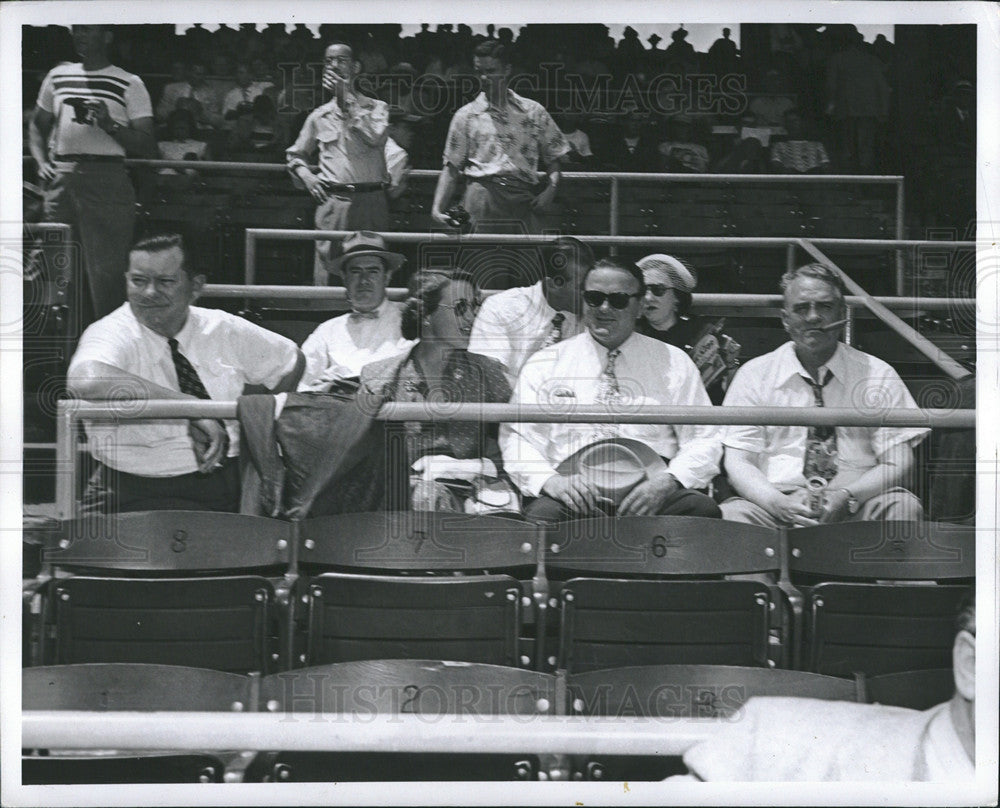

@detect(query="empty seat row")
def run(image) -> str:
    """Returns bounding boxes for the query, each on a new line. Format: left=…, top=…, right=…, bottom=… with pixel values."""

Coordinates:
left=25, top=513, right=974, bottom=678
left=21, top=659, right=955, bottom=783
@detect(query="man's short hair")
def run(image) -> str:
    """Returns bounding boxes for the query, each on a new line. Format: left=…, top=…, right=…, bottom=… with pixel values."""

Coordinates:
left=583, top=257, right=646, bottom=296
left=473, top=39, right=510, bottom=66
left=545, top=237, right=595, bottom=278
left=130, top=233, right=198, bottom=278
left=956, top=587, right=976, bottom=637
left=780, top=262, right=847, bottom=304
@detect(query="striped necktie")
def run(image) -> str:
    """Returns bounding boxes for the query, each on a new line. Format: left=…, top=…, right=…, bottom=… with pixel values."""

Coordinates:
left=802, top=369, right=838, bottom=481
left=168, top=338, right=211, bottom=399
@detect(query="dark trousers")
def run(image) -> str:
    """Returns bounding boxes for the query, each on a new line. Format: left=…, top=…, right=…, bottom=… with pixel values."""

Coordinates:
left=43, top=161, right=135, bottom=322
left=523, top=486, right=721, bottom=523
left=81, top=459, right=240, bottom=514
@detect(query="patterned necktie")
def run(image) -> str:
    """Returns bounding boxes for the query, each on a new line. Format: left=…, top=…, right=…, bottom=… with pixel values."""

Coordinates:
left=802, top=369, right=838, bottom=482
left=168, top=338, right=211, bottom=399
left=542, top=312, right=565, bottom=348
left=596, top=349, right=622, bottom=406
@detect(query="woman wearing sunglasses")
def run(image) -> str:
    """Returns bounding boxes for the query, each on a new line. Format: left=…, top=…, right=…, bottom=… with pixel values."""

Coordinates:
left=636, top=253, right=741, bottom=404
left=358, top=269, right=517, bottom=513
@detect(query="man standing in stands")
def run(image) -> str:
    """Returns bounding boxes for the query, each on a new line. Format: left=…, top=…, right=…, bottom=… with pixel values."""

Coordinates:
left=30, top=24, right=157, bottom=322
left=432, top=40, right=569, bottom=233
left=67, top=233, right=304, bottom=513
left=286, top=41, right=391, bottom=286
left=468, top=237, right=593, bottom=386
left=297, top=232, right=413, bottom=392
left=721, top=263, right=928, bottom=527
left=501, top=257, right=721, bottom=522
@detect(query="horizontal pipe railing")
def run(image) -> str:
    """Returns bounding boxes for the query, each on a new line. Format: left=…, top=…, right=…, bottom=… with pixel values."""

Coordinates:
left=21, top=711, right=718, bottom=756
left=200, top=283, right=971, bottom=312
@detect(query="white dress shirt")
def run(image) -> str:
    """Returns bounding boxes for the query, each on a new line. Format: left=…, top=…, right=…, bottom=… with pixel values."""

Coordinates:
left=921, top=702, right=974, bottom=781
left=500, top=331, right=722, bottom=497
left=298, top=298, right=414, bottom=392
left=468, top=281, right=583, bottom=385
left=722, top=341, right=930, bottom=491
left=69, top=304, right=299, bottom=476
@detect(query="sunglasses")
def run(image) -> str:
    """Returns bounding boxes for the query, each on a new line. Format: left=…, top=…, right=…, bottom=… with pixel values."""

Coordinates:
left=583, top=290, right=641, bottom=310
left=646, top=284, right=674, bottom=298
left=438, top=298, right=480, bottom=319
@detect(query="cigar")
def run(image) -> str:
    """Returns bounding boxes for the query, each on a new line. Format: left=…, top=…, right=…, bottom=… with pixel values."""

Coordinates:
left=819, top=318, right=849, bottom=331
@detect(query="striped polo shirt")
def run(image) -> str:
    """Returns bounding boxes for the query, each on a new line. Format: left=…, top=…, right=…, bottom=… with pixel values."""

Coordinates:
left=36, top=62, right=152, bottom=157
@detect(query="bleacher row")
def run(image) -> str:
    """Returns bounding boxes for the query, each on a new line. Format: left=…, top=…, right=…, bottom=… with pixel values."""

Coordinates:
left=23, top=510, right=971, bottom=782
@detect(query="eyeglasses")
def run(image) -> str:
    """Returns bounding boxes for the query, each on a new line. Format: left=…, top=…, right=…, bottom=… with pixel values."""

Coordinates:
left=583, top=290, right=641, bottom=310
left=438, top=299, right=480, bottom=319
left=645, top=284, right=674, bottom=298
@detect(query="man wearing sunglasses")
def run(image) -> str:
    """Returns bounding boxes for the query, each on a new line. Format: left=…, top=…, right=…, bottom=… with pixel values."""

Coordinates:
left=468, top=237, right=594, bottom=385
left=500, top=258, right=722, bottom=521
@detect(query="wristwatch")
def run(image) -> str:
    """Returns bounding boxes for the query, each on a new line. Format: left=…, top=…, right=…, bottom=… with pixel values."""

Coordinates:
left=105, top=120, right=123, bottom=136
left=839, top=488, right=860, bottom=515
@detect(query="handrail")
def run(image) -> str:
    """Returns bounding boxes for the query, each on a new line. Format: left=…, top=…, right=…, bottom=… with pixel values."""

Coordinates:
left=200, top=283, right=971, bottom=313
left=797, top=239, right=974, bottom=383
left=55, top=399, right=974, bottom=520
left=22, top=711, right=719, bottom=756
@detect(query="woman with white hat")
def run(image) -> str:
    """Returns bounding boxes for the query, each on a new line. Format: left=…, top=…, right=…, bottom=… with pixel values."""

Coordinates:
left=636, top=253, right=741, bottom=404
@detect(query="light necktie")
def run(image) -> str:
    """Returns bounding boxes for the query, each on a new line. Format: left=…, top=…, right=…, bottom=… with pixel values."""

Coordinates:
left=801, top=369, right=838, bottom=482
left=168, top=338, right=211, bottom=399
left=596, top=349, right=622, bottom=406
left=542, top=312, right=565, bottom=348
left=349, top=309, right=380, bottom=321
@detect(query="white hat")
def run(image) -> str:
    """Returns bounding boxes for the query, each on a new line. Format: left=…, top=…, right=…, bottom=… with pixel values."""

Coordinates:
left=636, top=254, right=698, bottom=294
left=556, top=438, right=668, bottom=506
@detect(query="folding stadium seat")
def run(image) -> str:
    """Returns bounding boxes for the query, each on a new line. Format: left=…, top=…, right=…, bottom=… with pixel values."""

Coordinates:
left=544, top=516, right=792, bottom=672
left=786, top=521, right=974, bottom=676
left=566, top=664, right=862, bottom=780
left=297, top=512, right=544, bottom=669
left=862, top=667, right=955, bottom=711
left=245, top=659, right=558, bottom=781
left=22, top=662, right=253, bottom=784
left=40, top=511, right=294, bottom=674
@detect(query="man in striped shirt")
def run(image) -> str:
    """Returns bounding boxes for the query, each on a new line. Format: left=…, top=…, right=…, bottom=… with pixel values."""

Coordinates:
left=30, top=24, right=156, bottom=322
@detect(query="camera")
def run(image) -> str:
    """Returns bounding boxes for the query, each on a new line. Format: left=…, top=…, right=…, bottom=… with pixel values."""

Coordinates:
left=65, top=97, right=100, bottom=125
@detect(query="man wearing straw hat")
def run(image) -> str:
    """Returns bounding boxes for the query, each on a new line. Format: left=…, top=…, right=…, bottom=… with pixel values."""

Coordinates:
left=720, top=262, right=928, bottom=527
left=297, top=231, right=413, bottom=393
left=500, top=257, right=721, bottom=522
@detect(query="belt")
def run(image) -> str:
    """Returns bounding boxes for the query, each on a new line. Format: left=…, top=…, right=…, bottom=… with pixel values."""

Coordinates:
left=53, top=154, right=125, bottom=163
left=469, top=175, right=536, bottom=190
left=319, top=180, right=388, bottom=194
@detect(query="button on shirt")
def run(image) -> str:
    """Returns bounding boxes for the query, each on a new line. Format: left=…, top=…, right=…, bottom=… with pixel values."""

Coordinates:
left=443, top=90, right=570, bottom=185
left=286, top=95, right=389, bottom=186
left=468, top=281, right=583, bottom=385
left=69, top=304, right=299, bottom=476
left=298, top=299, right=414, bottom=392
left=500, top=331, right=722, bottom=497
left=722, top=341, right=929, bottom=491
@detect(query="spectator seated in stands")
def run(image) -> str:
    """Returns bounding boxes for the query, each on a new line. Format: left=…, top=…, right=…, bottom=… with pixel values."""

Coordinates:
left=768, top=108, right=831, bottom=174
left=672, top=592, right=976, bottom=781
left=500, top=257, right=722, bottom=522
left=657, top=114, right=710, bottom=173
left=712, top=134, right=769, bottom=174
left=157, top=108, right=209, bottom=174
left=748, top=68, right=796, bottom=131
left=558, top=112, right=595, bottom=167
left=66, top=233, right=304, bottom=514
left=468, top=237, right=594, bottom=386
left=246, top=94, right=290, bottom=161
left=599, top=107, right=659, bottom=172
left=635, top=254, right=740, bottom=405
left=358, top=269, right=516, bottom=513
left=221, top=60, right=275, bottom=126
left=222, top=101, right=258, bottom=160
left=720, top=262, right=929, bottom=528
left=298, top=231, right=413, bottom=393
left=156, top=60, right=223, bottom=132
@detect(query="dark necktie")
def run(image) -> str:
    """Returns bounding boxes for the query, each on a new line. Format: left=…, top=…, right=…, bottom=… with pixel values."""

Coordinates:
left=542, top=312, right=565, bottom=348
left=168, top=338, right=211, bottom=399
left=802, top=369, right=838, bottom=482
left=349, top=309, right=380, bottom=321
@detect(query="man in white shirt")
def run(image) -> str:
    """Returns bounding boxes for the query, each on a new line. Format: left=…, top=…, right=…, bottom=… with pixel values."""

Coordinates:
left=673, top=592, right=976, bottom=781
left=468, top=237, right=594, bottom=385
left=721, top=262, right=928, bottom=527
left=501, top=257, right=722, bottom=522
left=298, top=231, right=413, bottom=392
left=30, top=24, right=157, bottom=321
left=67, top=233, right=304, bottom=513
left=222, top=61, right=275, bottom=123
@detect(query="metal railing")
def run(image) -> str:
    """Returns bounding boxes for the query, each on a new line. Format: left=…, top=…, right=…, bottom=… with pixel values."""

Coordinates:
left=54, top=400, right=974, bottom=521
